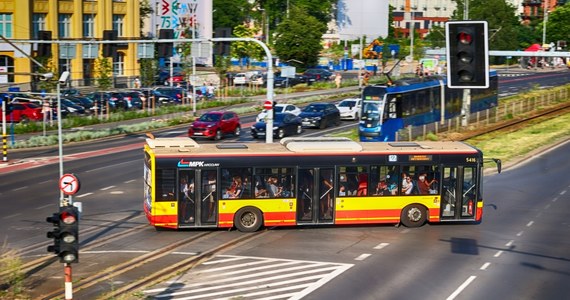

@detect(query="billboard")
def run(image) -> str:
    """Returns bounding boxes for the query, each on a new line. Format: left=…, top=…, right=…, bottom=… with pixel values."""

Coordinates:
left=337, top=0, right=389, bottom=43
left=155, top=0, right=213, bottom=40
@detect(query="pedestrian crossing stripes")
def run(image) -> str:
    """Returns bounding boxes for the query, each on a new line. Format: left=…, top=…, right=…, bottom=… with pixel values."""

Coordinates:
left=143, top=255, right=354, bottom=300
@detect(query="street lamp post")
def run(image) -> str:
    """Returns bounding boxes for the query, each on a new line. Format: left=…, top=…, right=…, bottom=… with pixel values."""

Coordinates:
left=57, top=71, right=70, bottom=205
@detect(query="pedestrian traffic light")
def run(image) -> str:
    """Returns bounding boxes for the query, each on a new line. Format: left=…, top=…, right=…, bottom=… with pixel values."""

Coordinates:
left=445, top=21, right=489, bottom=89
left=157, top=29, right=174, bottom=58
left=102, top=30, right=117, bottom=58
left=58, top=206, right=79, bottom=263
left=37, top=30, right=52, bottom=57
left=46, top=206, right=79, bottom=263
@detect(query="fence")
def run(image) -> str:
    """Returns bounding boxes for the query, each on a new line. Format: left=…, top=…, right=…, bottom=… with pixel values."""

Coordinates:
left=396, top=86, right=570, bottom=141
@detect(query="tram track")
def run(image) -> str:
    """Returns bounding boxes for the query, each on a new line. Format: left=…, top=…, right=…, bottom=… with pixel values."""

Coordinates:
left=38, top=229, right=268, bottom=299
left=457, top=101, right=570, bottom=141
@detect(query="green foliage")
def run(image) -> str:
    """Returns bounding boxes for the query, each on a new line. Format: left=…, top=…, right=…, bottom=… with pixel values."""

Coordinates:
left=95, top=58, right=113, bottom=90
left=231, top=24, right=265, bottom=66
left=213, top=0, right=251, bottom=29
left=35, top=57, right=58, bottom=93
left=424, top=25, right=446, bottom=49
left=544, top=3, right=570, bottom=45
left=139, top=59, right=157, bottom=87
left=273, top=6, right=326, bottom=68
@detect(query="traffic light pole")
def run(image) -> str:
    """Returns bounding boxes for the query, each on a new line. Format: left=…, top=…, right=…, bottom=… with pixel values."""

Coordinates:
left=64, top=264, right=73, bottom=300
left=2, top=100, right=6, bottom=162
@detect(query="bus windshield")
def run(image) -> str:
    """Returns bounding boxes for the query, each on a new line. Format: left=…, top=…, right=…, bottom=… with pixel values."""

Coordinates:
left=360, top=99, right=385, bottom=128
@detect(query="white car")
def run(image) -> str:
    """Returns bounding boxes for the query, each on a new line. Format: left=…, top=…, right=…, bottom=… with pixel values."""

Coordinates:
left=233, top=73, right=249, bottom=85
left=256, top=103, right=302, bottom=122
left=336, top=98, right=362, bottom=120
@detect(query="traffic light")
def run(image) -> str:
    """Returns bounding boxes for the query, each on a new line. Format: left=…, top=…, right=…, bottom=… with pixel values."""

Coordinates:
left=37, top=30, right=52, bottom=57
left=58, top=206, right=79, bottom=263
left=445, top=21, right=489, bottom=89
left=157, top=29, right=174, bottom=58
left=46, top=206, right=79, bottom=263
left=102, top=30, right=117, bottom=58
left=214, top=27, right=232, bottom=56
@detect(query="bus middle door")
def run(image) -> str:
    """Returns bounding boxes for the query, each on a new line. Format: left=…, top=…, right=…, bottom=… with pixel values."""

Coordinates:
left=296, top=168, right=335, bottom=224
left=440, top=166, right=478, bottom=220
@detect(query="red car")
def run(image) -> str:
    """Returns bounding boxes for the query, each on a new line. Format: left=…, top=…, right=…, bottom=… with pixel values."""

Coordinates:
left=1, top=102, right=43, bottom=122
left=188, top=111, right=241, bottom=140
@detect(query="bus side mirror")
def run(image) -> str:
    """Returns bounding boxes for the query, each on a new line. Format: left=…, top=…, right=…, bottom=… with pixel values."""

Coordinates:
left=493, top=158, right=502, bottom=174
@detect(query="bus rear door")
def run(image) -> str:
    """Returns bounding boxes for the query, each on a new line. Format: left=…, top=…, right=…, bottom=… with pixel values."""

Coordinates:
left=440, top=166, right=478, bottom=220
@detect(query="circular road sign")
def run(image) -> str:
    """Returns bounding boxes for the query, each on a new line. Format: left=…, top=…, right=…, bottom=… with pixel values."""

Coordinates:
left=263, top=100, right=273, bottom=110
left=59, top=173, right=80, bottom=195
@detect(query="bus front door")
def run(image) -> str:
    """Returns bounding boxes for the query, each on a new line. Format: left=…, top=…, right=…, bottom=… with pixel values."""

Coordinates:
left=440, top=166, right=478, bottom=220
left=297, top=168, right=335, bottom=224
left=178, top=170, right=197, bottom=226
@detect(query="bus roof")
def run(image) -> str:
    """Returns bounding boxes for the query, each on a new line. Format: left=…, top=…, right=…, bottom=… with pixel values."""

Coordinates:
left=145, top=137, right=480, bottom=156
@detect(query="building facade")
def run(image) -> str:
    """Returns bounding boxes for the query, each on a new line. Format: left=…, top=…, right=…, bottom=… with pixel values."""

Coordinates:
left=0, top=0, right=140, bottom=90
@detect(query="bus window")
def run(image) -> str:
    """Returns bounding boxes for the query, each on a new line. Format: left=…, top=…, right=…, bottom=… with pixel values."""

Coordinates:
left=370, top=165, right=396, bottom=195
left=339, top=166, right=368, bottom=196
left=442, top=167, right=457, bottom=217
left=462, top=167, right=476, bottom=217
left=157, top=169, right=176, bottom=201
left=387, top=96, right=398, bottom=119
left=254, top=167, right=295, bottom=198
left=179, top=170, right=196, bottom=224
left=221, top=168, right=252, bottom=199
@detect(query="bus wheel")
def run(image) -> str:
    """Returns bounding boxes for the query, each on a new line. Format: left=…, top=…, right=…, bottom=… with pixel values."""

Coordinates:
left=400, top=204, right=427, bottom=227
left=234, top=207, right=263, bottom=232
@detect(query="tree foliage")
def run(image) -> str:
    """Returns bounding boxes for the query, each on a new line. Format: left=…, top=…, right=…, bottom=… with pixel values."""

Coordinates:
left=231, top=24, right=265, bottom=68
left=272, top=6, right=326, bottom=68
left=95, top=58, right=113, bottom=90
left=544, top=3, right=570, bottom=46
left=213, top=0, right=251, bottom=29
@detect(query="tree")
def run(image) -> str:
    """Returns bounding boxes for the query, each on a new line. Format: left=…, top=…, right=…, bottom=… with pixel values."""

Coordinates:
left=214, top=0, right=251, bottom=29
left=95, top=58, right=113, bottom=90
left=273, top=6, right=326, bottom=69
left=139, top=58, right=158, bottom=87
left=424, top=25, right=446, bottom=48
left=231, top=24, right=265, bottom=69
left=544, top=3, right=570, bottom=46
left=140, top=0, right=153, bottom=37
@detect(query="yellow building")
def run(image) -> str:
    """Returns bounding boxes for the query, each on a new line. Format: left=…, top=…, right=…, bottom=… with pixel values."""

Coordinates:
left=0, top=0, right=140, bottom=90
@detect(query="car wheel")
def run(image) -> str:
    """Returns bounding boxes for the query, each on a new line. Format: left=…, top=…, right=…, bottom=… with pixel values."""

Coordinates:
left=319, top=119, right=327, bottom=129
left=277, top=128, right=285, bottom=139
left=214, top=129, right=222, bottom=140
left=252, top=133, right=258, bottom=139
left=296, top=125, right=303, bottom=134
left=234, top=125, right=241, bottom=136
left=20, top=115, right=30, bottom=124
left=335, top=116, right=341, bottom=126
left=355, top=113, right=360, bottom=120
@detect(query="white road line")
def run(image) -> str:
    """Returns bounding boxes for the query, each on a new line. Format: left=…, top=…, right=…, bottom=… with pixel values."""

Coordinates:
left=446, top=276, right=477, bottom=300
left=125, top=179, right=136, bottom=183
left=76, top=192, right=93, bottom=198
left=526, top=221, right=534, bottom=227
left=553, top=197, right=558, bottom=202
left=373, top=242, right=390, bottom=250
left=505, top=240, right=514, bottom=247
left=39, top=180, right=52, bottom=185
left=516, top=231, right=524, bottom=237
left=480, top=262, right=491, bottom=270
left=560, top=190, right=567, bottom=195
left=545, top=204, right=551, bottom=209
left=36, top=204, right=54, bottom=210
left=354, top=253, right=371, bottom=261
left=86, top=161, right=135, bottom=173
left=3, top=213, right=22, bottom=219
left=13, top=186, right=27, bottom=191
left=494, top=251, right=503, bottom=258
left=100, top=185, right=115, bottom=191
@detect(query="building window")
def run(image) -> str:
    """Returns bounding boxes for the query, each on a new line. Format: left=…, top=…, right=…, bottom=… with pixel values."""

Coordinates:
left=58, top=14, right=72, bottom=38
left=112, top=15, right=124, bottom=37
left=32, top=14, right=46, bottom=39
left=0, top=55, right=15, bottom=83
left=113, top=53, right=125, bottom=75
left=83, top=15, right=95, bottom=38
left=0, top=14, right=13, bottom=38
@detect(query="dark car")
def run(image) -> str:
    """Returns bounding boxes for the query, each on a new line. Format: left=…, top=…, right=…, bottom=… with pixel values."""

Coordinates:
left=251, top=112, right=303, bottom=139
left=85, top=92, right=117, bottom=113
left=121, top=91, right=144, bottom=109
left=299, top=102, right=341, bottom=129
left=154, top=87, right=190, bottom=104
left=303, top=69, right=335, bottom=82
left=188, top=111, right=241, bottom=140
left=60, top=98, right=86, bottom=116
left=65, top=96, right=94, bottom=111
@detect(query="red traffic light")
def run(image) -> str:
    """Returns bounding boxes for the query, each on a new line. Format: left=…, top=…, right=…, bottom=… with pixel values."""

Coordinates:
left=60, top=211, right=77, bottom=225
left=458, top=32, right=472, bottom=44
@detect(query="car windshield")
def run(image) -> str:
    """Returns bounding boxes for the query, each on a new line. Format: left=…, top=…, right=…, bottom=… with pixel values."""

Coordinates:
left=199, top=114, right=220, bottom=122
left=338, top=100, right=356, bottom=107
left=303, top=105, right=324, bottom=113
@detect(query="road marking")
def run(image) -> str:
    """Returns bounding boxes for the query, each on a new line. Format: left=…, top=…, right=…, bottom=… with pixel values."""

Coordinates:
left=76, top=192, right=93, bottom=198
left=480, top=262, right=491, bottom=270
left=446, top=275, right=477, bottom=300
left=86, top=161, right=136, bottom=173
left=110, top=191, right=124, bottom=194
left=354, top=253, right=371, bottom=261
left=505, top=240, right=514, bottom=247
left=494, top=251, right=503, bottom=258
left=100, top=185, right=115, bottom=191
left=13, top=186, right=27, bottom=191
left=553, top=197, right=558, bottom=202
left=526, top=221, right=534, bottom=227
left=373, top=242, right=390, bottom=250
left=39, top=180, right=52, bottom=185
left=544, top=204, right=551, bottom=209
left=516, top=231, right=524, bottom=237
left=125, top=179, right=136, bottom=183
left=560, top=190, right=567, bottom=195
left=3, top=213, right=22, bottom=219
left=36, top=204, right=54, bottom=210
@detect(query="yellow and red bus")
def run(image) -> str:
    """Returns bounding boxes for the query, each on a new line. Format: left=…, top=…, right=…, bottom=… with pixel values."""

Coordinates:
left=144, top=137, right=499, bottom=232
